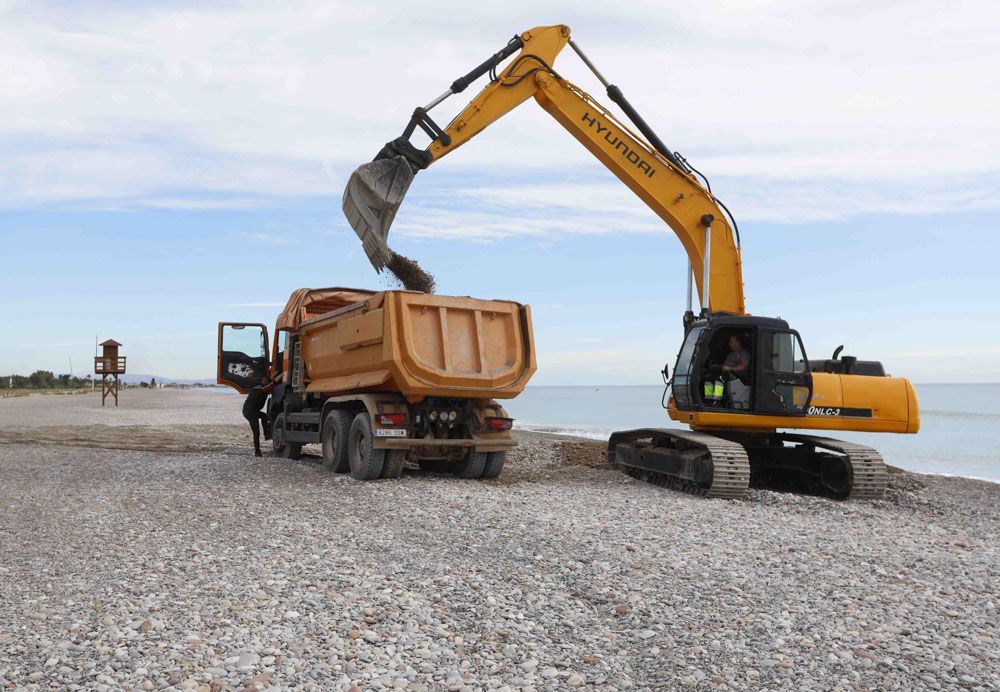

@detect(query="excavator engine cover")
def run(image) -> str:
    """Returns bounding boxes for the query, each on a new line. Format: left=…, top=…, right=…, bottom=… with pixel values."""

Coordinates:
left=342, top=155, right=414, bottom=271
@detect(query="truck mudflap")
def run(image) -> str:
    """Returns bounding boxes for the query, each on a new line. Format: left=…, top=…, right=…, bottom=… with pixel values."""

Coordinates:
left=375, top=436, right=516, bottom=452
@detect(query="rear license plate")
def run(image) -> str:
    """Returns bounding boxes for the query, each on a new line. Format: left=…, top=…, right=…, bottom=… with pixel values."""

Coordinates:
left=374, top=428, right=407, bottom=438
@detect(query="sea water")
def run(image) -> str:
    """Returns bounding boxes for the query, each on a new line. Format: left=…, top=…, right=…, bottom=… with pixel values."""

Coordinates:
left=505, top=384, right=1000, bottom=483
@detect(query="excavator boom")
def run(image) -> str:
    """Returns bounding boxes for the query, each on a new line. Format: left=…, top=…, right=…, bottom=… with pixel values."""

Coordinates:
left=343, top=24, right=746, bottom=316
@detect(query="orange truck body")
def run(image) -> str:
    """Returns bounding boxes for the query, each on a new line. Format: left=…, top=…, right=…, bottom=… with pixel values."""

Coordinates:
left=279, top=288, right=536, bottom=401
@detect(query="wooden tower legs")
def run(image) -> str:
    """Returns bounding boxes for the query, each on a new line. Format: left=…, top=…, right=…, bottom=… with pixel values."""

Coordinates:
left=101, top=374, right=119, bottom=407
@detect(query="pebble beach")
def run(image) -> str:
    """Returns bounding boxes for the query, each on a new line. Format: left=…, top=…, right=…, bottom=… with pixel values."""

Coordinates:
left=1, top=389, right=997, bottom=691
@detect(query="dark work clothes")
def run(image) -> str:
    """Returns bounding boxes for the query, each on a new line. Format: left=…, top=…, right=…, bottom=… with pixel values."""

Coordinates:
left=246, top=410, right=267, bottom=452
left=243, top=382, right=276, bottom=453
left=243, top=382, right=275, bottom=417
left=724, top=349, right=751, bottom=369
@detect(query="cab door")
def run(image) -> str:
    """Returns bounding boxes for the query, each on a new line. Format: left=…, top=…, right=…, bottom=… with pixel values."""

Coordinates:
left=217, top=322, right=270, bottom=394
left=670, top=324, right=708, bottom=410
left=755, top=329, right=812, bottom=416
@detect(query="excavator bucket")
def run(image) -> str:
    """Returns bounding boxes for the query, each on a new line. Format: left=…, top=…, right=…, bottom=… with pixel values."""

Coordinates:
left=342, top=156, right=415, bottom=271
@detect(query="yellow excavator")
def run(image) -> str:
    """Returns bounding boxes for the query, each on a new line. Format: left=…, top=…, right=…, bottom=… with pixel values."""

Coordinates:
left=342, top=24, right=920, bottom=500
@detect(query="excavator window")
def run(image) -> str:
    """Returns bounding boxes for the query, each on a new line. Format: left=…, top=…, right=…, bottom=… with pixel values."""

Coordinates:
left=767, top=332, right=807, bottom=374
left=707, top=329, right=753, bottom=379
left=698, top=328, right=754, bottom=410
left=671, top=325, right=705, bottom=407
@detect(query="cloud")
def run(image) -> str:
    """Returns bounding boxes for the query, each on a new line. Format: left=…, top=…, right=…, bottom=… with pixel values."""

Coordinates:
left=392, top=172, right=1000, bottom=237
left=244, top=232, right=290, bottom=245
left=0, top=0, right=997, bottom=226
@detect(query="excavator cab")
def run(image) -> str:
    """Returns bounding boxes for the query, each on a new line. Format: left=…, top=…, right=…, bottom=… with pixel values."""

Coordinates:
left=671, top=315, right=812, bottom=417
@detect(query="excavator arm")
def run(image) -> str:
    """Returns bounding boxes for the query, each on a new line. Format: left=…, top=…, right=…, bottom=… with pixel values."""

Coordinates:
left=343, top=24, right=746, bottom=316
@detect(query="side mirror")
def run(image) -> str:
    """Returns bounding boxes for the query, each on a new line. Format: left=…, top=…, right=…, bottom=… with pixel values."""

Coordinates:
left=661, top=363, right=670, bottom=384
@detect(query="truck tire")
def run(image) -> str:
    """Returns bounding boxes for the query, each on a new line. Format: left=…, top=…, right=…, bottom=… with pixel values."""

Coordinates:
left=321, top=409, right=352, bottom=472
left=272, top=413, right=303, bottom=460
left=380, top=450, right=407, bottom=479
left=481, top=451, right=506, bottom=479
left=348, top=412, right=386, bottom=481
left=452, top=450, right=488, bottom=479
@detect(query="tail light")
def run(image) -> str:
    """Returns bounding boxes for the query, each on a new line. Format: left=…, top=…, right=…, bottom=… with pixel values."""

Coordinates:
left=377, top=413, right=406, bottom=426
left=485, top=417, right=513, bottom=431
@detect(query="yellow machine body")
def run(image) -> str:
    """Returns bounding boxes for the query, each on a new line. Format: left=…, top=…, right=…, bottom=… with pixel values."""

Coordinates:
left=670, top=372, right=920, bottom=434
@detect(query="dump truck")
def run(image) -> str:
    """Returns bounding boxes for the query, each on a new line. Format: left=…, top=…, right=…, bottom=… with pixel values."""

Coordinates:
left=217, top=287, right=536, bottom=480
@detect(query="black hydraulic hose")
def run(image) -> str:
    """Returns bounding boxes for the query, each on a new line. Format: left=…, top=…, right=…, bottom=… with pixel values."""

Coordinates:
left=450, top=35, right=523, bottom=94
left=568, top=38, right=744, bottom=248
left=712, top=195, right=741, bottom=247
left=675, top=153, right=712, bottom=193
left=605, top=85, right=687, bottom=172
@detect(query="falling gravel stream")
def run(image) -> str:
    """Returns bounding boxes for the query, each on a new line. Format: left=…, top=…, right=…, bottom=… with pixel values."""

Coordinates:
left=386, top=251, right=436, bottom=293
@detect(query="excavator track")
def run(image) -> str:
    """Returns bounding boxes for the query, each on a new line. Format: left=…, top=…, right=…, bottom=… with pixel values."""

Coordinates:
left=607, top=428, right=750, bottom=499
left=778, top=434, right=888, bottom=500
left=609, top=429, right=888, bottom=501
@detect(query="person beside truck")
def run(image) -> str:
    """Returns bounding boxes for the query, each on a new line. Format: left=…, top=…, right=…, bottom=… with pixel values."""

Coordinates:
left=243, top=375, right=275, bottom=457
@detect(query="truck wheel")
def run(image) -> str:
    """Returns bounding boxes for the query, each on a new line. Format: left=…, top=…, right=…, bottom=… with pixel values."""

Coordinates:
left=321, top=409, right=352, bottom=472
left=452, top=450, right=488, bottom=479
left=380, top=450, right=407, bottom=479
left=348, top=412, right=386, bottom=480
left=481, top=451, right=506, bottom=479
left=272, top=413, right=303, bottom=460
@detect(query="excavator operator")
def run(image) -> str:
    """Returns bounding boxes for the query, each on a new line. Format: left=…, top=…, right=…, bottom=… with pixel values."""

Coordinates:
left=721, top=335, right=751, bottom=377
left=718, top=335, right=752, bottom=410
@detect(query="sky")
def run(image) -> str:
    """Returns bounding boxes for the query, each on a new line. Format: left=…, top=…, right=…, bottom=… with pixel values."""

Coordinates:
left=2, top=0, right=998, bottom=384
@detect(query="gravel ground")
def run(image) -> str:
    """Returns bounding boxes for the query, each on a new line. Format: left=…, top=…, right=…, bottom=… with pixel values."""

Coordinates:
left=1, top=390, right=998, bottom=691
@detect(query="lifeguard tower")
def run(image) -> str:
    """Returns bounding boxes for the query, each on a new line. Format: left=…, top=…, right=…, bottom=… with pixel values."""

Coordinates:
left=94, top=339, right=126, bottom=406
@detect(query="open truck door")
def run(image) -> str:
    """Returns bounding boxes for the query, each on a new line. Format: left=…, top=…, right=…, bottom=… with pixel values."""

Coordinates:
left=217, top=322, right=270, bottom=394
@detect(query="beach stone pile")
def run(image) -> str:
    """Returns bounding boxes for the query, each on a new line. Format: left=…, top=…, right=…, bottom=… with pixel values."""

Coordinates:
left=1, top=391, right=997, bottom=690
